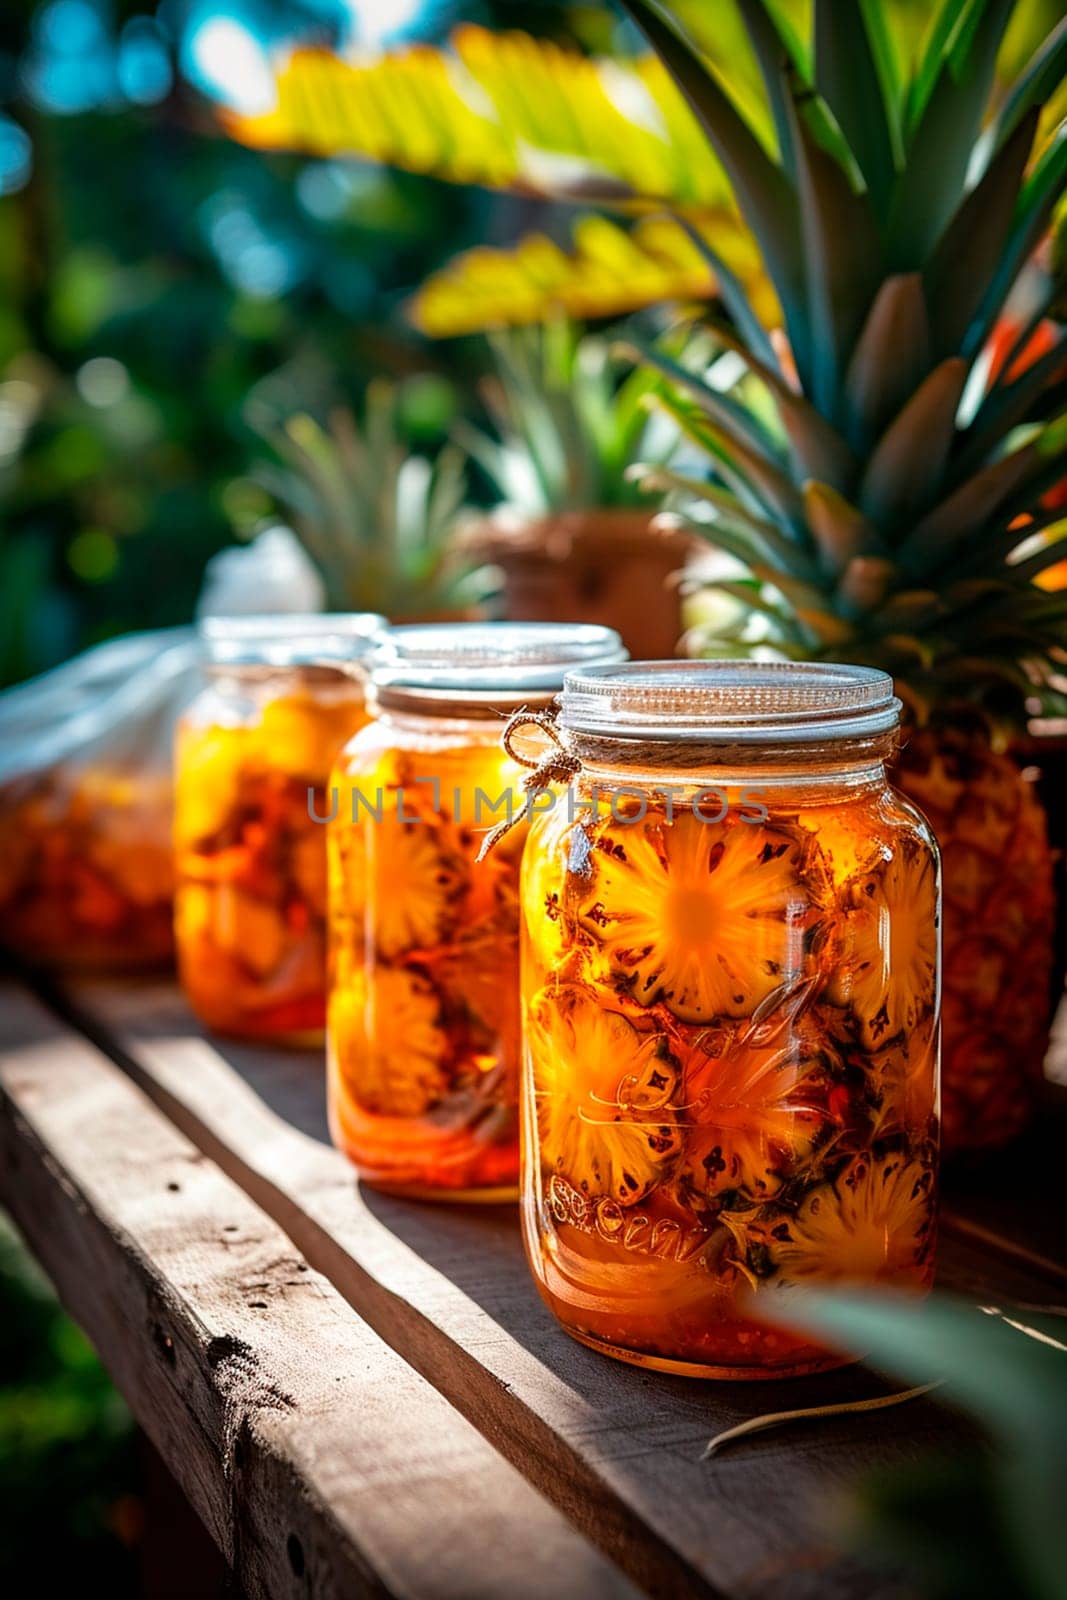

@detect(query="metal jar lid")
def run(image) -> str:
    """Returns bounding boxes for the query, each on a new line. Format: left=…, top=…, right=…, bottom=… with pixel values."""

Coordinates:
left=559, top=660, right=901, bottom=744
left=200, top=613, right=387, bottom=670
left=370, top=621, right=627, bottom=709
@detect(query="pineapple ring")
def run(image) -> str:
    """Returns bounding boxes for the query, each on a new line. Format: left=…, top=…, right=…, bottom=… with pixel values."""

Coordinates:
left=866, top=1019, right=939, bottom=1139
left=828, top=833, right=938, bottom=1048
left=527, top=983, right=682, bottom=1206
left=575, top=811, right=829, bottom=1023
left=252, top=690, right=364, bottom=780
left=174, top=724, right=251, bottom=846
left=176, top=884, right=286, bottom=978
left=678, top=1005, right=833, bottom=1203
left=290, top=830, right=329, bottom=920
left=728, top=1152, right=935, bottom=1287
left=332, top=810, right=468, bottom=959
left=330, top=965, right=448, bottom=1117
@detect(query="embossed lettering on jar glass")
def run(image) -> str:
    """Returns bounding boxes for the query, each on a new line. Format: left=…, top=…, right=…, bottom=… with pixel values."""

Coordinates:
left=519, top=661, right=940, bottom=1378
left=327, top=622, right=626, bottom=1201
left=174, top=614, right=385, bottom=1043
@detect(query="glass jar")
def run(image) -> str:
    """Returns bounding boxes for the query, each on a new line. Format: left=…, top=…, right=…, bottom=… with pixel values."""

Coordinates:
left=327, top=622, right=627, bottom=1200
left=174, top=614, right=384, bottom=1043
left=519, top=661, right=940, bottom=1378
left=0, top=765, right=176, bottom=972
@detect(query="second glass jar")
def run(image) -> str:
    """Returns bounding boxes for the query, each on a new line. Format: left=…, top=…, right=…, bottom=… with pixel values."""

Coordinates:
left=327, top=622, right=626, bottom=1200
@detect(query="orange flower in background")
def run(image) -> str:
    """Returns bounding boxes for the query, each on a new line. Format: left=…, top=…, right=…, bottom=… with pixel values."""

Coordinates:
left=986, top=315, right=1065, bottom=389
left=986, top=313, right=1067, bottom=590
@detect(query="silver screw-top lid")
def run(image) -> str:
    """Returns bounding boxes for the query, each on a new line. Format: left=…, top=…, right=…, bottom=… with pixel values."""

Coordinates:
left=559, top=660, right=901, bottom=744
left=200, top=613, right=387, bottom=668
left=372, top=621, right=628, bottom=694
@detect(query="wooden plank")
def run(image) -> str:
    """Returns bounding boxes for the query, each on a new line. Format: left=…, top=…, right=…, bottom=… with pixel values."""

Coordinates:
left=0, top=984, right=637, bottom=1600
left=55, top=978, right=1030, bottom=1600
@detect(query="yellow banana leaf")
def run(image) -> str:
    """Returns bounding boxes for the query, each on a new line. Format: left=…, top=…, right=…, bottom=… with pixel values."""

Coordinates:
left=227, top=11, right=1067, bottom=204
left=227, top=24, right=749, bottom=209
left=409, top=211, right=779, bottom=337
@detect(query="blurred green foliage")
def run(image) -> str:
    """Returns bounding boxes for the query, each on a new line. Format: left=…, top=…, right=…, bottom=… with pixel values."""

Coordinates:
left=0, top=0, right=556, bottom=687
left=6, top=0, right=1060, bottom=688
left=0, top=1213, right=139, bottom=1593
left=767, top=1292, right=1067, bottom=1600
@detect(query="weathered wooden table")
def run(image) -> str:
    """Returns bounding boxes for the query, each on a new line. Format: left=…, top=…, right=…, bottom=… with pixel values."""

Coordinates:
left=2, top=971, right=1065, bottom=1600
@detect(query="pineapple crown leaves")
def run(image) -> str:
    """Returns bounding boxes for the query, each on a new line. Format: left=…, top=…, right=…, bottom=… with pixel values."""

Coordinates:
left=619, top=0, right=1067, bottom=719
left=244, top=381, right=481, bottom=619
left=455, top=321, right=683, bottom=514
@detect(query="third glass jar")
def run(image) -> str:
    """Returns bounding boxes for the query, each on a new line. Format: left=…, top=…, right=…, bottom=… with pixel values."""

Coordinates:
left=175, top=614, right=384, bottom=1043
left=519, top=661, right=940, bottom=1378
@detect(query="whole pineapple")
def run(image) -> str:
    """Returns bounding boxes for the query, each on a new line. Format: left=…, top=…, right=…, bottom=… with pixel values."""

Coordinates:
left=245, top=381, right=484, bottom=622
left=621, top=0, right=1067, bottom=1151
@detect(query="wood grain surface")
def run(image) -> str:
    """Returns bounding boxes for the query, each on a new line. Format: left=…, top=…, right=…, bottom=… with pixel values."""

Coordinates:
left=0, top=983, right=638, bottom=1600
left=48, top=976, right=1067, bottom=1600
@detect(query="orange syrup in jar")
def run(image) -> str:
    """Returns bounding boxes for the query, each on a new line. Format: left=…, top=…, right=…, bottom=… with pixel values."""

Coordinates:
left=519, top=662, right=940, bottom=1377
left=0, top=766, right=175, bottom=972
left=326, top=622, right=627, bottom=1200
left=174, top=615, right=383, bottom=1044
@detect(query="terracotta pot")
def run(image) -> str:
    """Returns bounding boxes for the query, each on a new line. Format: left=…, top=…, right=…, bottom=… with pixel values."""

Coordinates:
left=387, top=607, right=483, bottom=625
left=459, top=508, right=696, bottom=661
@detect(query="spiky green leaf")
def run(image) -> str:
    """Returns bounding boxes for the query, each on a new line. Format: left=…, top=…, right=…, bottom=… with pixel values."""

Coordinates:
left=674, top=215, right=781, bottom=370
left=836, top=554, right=897, bottom=614
left=619, top=0, right=811, bottom=378
left=860, top=358, right=968, bottom=525
left=963, top=124, right=1067, bottom=360
left=982, top=16, right=1067, bottom=161
left=844, top=274, right=933, bottom=447
left=955, top=328, right=1067, bottom=478
left=891, top=0, right=1016, bottom=266
left=698, top=312, right=858, bottom=489
left=631, top=463, right=820, bottom=576
left=653, top=388, right=805, bottom=530
left=782, top=74, right=883, bottom=415
left=813, top=0, right=898, bottom=209
left=803, top=480, right=883, bottom=575
left=923, top=108, right=1039, bottom=358
left=902, top=437, right=1041, bottom=572
left=617, top=336, right=787, bottom=465
left=735, top=0, right=800, bottom=181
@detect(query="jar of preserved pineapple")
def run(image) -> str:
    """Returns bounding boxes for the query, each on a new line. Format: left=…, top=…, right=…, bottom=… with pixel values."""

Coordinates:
left=0, top=764, right=177, bottom=972
left=174, top=614, right=385, bottom=1043
left=327, top=621, right=627, bottom=1201
left=516, top=661, right=940, bottom=1378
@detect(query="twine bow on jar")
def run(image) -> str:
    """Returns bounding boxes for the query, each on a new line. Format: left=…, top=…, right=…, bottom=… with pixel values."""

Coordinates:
left=476, top=708, right=582, bottom=860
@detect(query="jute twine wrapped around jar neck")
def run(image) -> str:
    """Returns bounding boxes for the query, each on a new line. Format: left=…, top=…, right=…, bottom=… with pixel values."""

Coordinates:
left=476, top=706, right=901, bottom=860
